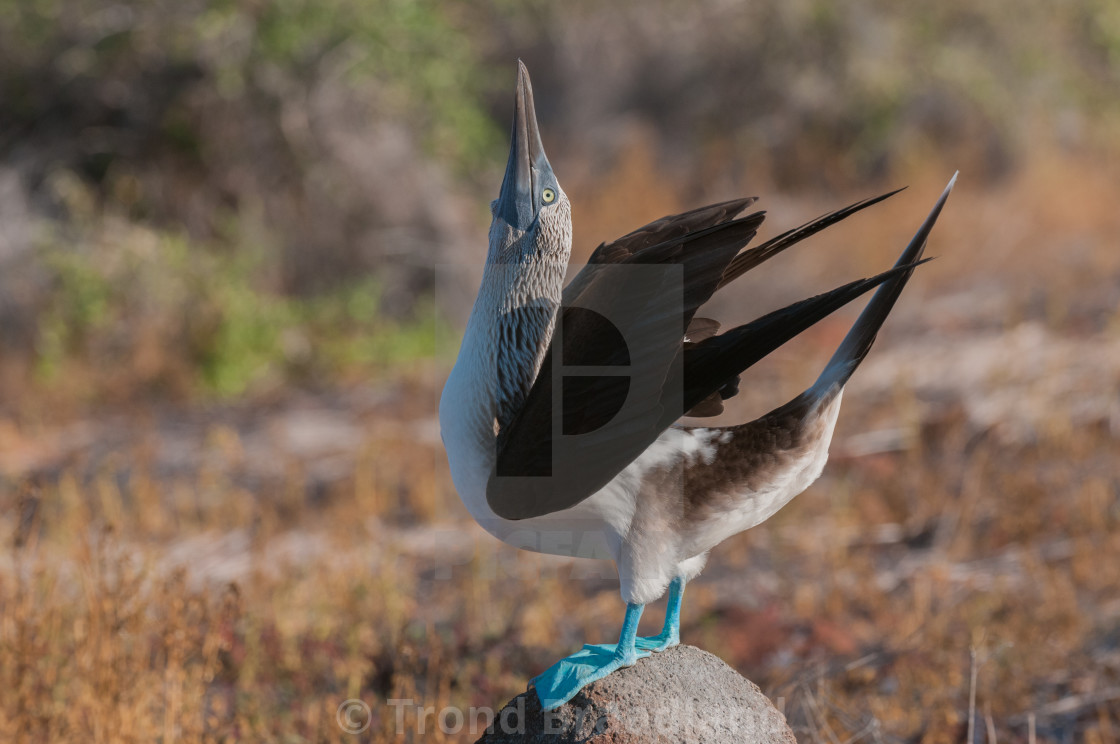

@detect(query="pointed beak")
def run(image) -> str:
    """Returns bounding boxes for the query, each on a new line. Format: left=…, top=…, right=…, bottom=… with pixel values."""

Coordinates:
left=495, top=61, right=551, bottom=231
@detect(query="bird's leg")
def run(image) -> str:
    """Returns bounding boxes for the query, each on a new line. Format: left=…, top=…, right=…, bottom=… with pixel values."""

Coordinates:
left=531, top=602, right=651, bottom=710
left=613, top=601, right=646, bottom=664
left=635, top=575, right=684, bottom=652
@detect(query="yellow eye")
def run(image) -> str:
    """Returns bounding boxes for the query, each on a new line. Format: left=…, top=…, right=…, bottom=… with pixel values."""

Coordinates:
left=542, top=188, right=556, bottom=204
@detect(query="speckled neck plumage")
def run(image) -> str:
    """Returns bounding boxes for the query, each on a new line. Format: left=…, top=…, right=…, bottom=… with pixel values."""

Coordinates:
left=456, top=190, right=572, bottom=441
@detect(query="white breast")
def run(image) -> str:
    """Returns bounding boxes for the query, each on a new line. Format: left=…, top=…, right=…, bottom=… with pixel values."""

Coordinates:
left=440, top=352, right=636, bottom=563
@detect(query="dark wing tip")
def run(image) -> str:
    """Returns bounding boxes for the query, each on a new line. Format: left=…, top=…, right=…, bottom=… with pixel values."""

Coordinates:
left=812, top=173, right=956, bottom=393
left=718, top=186, right=907, bottom=289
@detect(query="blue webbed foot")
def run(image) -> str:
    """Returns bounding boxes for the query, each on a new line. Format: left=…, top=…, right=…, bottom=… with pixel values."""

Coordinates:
left=531, top=641, right=651, bottom=709
left=531, top=602, right=649, bottom=710
left=634, top=628, right=679, bottom=652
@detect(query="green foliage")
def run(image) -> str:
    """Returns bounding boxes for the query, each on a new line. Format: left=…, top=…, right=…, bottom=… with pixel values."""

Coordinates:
left=5, top=0, right=493, bottom=132
left=188, top=245, right=299, bottom=397
left=34, top=205, right=441, bottom=399
left=245, top=0, right=500, bottom=169
left=0, top=0, right=499, bottom=173
left=302, top=280, right=441, bottom=372
left=36, top=245, right=115, bottom=380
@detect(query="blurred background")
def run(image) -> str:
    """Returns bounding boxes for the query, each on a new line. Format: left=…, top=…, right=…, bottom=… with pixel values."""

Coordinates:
left=1, top=1, right=1118, bottom=742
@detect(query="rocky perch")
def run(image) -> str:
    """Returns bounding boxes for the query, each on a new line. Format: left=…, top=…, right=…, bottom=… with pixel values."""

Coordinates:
left=475, top=645, right=795, bottom=743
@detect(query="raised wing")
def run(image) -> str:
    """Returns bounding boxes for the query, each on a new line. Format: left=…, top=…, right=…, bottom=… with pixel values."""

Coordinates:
left=681, top=176, right=956, bottom=520
left=718, top=188, right=903, bottom=288
left=487, top=190, right=912, bottom=521
left=586, top=197, right=758, bottom=266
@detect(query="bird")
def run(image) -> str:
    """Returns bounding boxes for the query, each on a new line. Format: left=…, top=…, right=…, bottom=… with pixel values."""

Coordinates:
left=440, top=61, right=954, bottom=710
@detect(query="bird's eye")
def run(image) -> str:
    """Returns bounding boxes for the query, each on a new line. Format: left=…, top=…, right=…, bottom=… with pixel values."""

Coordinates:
left=542, top=188, right=556, bottom=204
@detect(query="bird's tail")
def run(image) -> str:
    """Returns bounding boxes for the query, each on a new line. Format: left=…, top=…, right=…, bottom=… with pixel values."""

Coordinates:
left=808, top=173, right=957, bottom=400
left=679, top=258, right=933, bottom=418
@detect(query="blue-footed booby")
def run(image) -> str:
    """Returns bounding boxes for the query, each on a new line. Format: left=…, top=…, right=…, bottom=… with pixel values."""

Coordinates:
left=440, top=61, right=955, bottom=710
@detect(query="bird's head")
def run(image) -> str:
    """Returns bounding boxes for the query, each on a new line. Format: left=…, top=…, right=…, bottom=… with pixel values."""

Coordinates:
left=467, top=62, right=571, bottom=433
left=487, top=61, right=571, bottom=272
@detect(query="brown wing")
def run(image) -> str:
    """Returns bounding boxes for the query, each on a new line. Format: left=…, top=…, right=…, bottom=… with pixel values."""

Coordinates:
left=488, top=262, right=921, bottom=520
left=719, top=188, right=904, bottom=288
left=487, top=189, right=920, bottom=521
left=683, top=317, right=732, bottom=417
left=684, top=178, right=957, bottom=517
left=586, top=197, right=758, bottom=266
left=490, top=212, right=766, bottom=519
left=684, top=316, right=721, bottom=343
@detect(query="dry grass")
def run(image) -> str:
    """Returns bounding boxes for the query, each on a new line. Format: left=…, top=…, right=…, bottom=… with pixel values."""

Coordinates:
left=2, top=148, right=1119, bottom=743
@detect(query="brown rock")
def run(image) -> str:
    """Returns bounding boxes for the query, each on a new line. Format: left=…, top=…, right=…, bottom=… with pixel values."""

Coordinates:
left=475, top=645, right=795, bottom=743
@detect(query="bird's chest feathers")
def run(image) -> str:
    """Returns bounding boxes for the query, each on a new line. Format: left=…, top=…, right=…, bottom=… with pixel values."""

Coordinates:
left=440, top=299, right=556, bottom=518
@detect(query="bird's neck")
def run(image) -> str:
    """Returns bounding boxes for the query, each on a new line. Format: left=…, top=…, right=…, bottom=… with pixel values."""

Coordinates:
left=459, top=256, right=566, bottom=432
